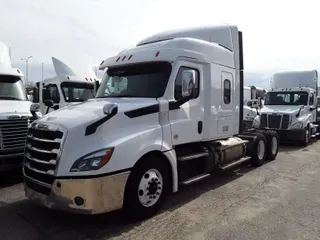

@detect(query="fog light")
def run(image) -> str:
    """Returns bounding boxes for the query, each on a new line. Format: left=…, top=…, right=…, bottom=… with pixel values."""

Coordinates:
left=74, top=196, right=85, bottom=206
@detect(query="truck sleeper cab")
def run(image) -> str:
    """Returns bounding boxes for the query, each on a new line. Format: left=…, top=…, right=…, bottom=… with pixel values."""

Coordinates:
left=23, top=25, right=279, bottom=220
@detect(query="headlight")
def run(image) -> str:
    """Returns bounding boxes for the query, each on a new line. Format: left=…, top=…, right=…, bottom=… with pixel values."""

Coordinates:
left=70, top=148, right=114, bottom=172
left=291, top=122, right=303, bottom=129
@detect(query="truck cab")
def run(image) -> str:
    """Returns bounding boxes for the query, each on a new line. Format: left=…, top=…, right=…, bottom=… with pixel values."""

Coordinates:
left=31, top=77, right=97, bottom=115
left=30, top=57, right=99, bottom=115
left=23, top=24, right=279, bottom=219
left=253, top=70, right=318, bottom=146
left=0, top=68, right=37, bottom=171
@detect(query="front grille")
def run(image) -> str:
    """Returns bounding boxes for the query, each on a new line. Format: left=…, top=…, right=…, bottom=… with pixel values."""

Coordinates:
left=0, top=117, right=35, bottom=158
left=268, top=115, right=281, bottom=129
left=23, top=123, right=66, bottom=195
left=261, top=114, right=290, bottom=130
left=281, top=115, right=290, bottom=129
left=261, top=114, right=267, bottom=128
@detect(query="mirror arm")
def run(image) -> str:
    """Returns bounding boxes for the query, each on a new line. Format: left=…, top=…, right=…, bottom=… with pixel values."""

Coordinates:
left=171, top=95, right=193, bottom=109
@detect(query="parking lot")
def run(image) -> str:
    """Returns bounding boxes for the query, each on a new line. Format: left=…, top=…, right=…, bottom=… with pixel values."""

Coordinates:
left=1, top=142, right=320, bottom=240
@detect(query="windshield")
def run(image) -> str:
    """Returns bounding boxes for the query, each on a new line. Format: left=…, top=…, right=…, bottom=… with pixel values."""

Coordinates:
left=96, top=62, right=172, bottom=98
left=61, top=82, right=95, bottom=102
left=0, top=75, right=27, bottom=101
left=264, top=91, right=309, bottom=105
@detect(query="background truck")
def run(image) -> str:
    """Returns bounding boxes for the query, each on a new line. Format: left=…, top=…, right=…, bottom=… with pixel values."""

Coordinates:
left=0, top=41, right=36, bottom=172
left=253, top=70, right=318, bottom=146
left=243, top=86, right=266, bottom=129
left=31, top=57, right=99, bottom=115
left=23, top=24, right=279, bottom=220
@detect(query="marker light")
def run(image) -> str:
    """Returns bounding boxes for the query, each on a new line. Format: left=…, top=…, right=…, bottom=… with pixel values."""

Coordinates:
left=155, top=51, right=160, bottom=57
left=122, top=56, right=126, bottom=61
left=128, top=55, right=133, bottom=60
left=116, top=57, right=121, bottom=62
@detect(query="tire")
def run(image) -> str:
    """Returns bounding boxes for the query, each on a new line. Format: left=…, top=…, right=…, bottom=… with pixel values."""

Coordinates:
left=123, top=155, right=170, bottom=221
left=264, top=130, right=279, bottom=161
left=300, top=127, right=310, bottom=147
left=250, top=133, right=267, bottom=166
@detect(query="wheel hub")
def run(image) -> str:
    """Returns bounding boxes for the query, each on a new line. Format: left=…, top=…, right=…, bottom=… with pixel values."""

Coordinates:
left=138, top=169, right=163, bottom=207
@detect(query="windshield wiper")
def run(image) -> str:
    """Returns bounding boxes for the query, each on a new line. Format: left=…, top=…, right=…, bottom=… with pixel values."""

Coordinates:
left=0, top=96, right=23, bottom=100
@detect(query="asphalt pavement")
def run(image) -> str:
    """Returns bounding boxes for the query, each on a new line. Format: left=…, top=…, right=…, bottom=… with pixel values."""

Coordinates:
left=1, top=142, right=320, bottom=240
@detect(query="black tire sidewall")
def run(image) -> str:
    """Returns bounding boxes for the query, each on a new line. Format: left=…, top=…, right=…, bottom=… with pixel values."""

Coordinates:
left=265, top=130, right=279, bottom=161
left=123, top=156, right=170, bottom=220
left=251, top=134, right=267, bottom=166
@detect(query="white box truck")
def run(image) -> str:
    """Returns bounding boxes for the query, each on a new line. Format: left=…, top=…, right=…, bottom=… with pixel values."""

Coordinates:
left=23, top=24, right=279, bottom=220
left=253, top=70, right=318, bottom=146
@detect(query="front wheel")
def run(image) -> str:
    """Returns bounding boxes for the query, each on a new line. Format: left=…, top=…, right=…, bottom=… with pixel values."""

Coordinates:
left=123, top=156, right=170, bottom=221
left=300, top=128, right=310, bottom=147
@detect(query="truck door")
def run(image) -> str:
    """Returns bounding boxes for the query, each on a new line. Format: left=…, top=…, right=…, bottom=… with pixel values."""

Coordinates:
left=169, top=61, right=204, bottom=146
left=42, top=84, right=61, bottom=114
left=217, top=71, right=235, bottom=137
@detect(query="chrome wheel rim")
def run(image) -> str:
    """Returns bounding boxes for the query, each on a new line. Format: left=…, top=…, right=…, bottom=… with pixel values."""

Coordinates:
left=138, top=169, right=163, bottom=207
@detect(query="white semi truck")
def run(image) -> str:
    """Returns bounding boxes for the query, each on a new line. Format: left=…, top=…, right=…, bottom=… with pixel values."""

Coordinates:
left=253, top=70, right=318, bottom=146
left=23, top=24, right=279, bottom=220
left=0, top=41, right=37, bottom=171
left=31, top=57, right=99, bottom=115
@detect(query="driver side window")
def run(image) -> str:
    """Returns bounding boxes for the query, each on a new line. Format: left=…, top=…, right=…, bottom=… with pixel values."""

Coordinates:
left=44, top=84, right=60, bottom=103
left=310, top=93, right=314, bottom=105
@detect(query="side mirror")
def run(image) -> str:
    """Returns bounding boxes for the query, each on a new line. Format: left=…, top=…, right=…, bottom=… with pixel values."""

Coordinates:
left=44, top=100, right=54, bottom=108
left=30, top=103, right=40, bottom=113
left=42, top=89, right=51, bottom=101
left=181, top=70, right=196, bottom=98
left=103, top=103, right=118, bottom=115
left=30, top=103, right=42, bottom=119
left=53, top=105, right=60, bottom=110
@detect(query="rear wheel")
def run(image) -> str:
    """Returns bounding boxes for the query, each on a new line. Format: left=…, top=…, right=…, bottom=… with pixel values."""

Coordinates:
left=250, top=134, right=267, bottom=166
left=123, top=155, right=170, bottom=221
left=264, top=130, right=279, bottom=160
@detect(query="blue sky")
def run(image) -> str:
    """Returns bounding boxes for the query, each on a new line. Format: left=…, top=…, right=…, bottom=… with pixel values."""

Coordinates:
left=1, top=0, right=320, bottom=88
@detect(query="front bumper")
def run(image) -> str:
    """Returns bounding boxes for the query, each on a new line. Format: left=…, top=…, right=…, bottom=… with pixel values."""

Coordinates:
left=274, top=129, right=305, bottom=142
left=0, top=151, right=24, bottom=172
left=24, top=171, right=130, bottom=214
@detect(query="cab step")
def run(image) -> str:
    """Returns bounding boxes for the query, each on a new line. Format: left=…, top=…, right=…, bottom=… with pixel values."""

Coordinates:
left=179, top=173, right=211, bottom=186
left=178, top=152, right=209, bottom=162
left=311, top=132, right=320, bottom=138
left=219, top=156, right=251, bottom=170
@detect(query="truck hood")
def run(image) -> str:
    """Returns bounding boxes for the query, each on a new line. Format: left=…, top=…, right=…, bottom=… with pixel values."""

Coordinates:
left=261, top=105, right=301, bottom=115
left=0, top=100, right=32, bottom=115
left=38, top=98, right=159, bottom=129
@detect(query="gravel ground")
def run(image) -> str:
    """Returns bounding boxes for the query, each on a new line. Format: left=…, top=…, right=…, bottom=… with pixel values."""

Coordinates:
left=1, top=142, right=320, bottom=240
